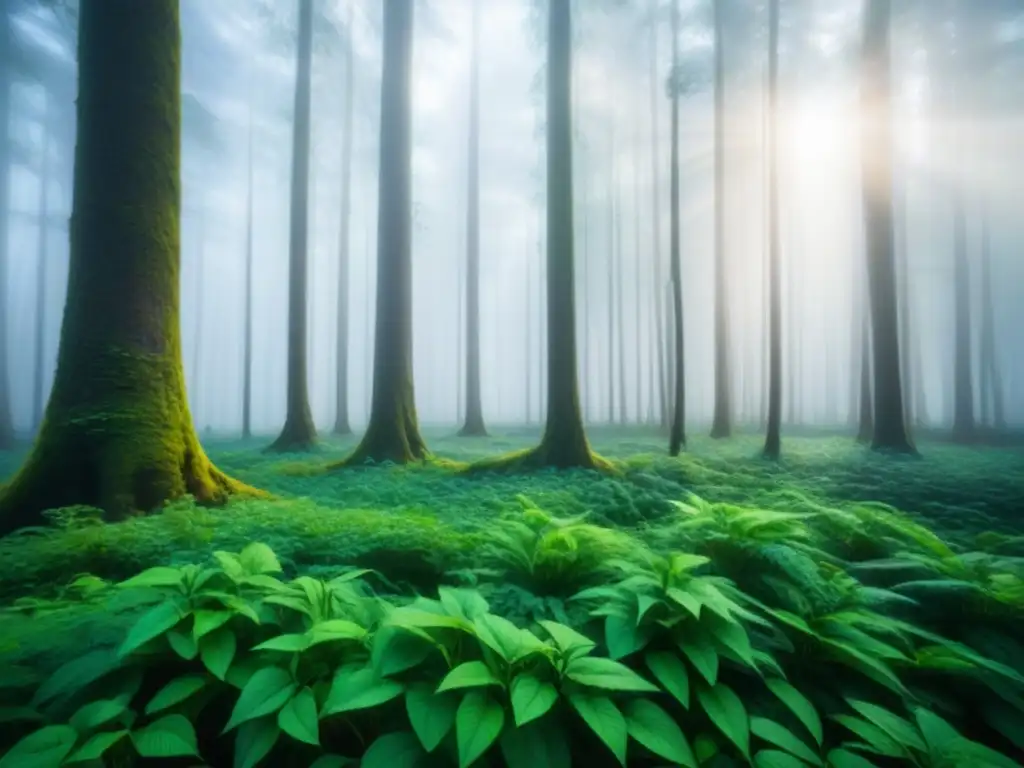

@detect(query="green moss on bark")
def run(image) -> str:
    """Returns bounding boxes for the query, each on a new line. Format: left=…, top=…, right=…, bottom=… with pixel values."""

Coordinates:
left=0, top=0, right=261, bottom=537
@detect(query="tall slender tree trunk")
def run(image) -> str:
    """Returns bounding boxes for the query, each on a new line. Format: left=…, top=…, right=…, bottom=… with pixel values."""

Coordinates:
left=32, top=98, right=52, bottom=432
left=606, top=123, right=616, bottom=424
left=339, top=0, right=427, bottom=465
left=615, top=167, right=627, bottom=424
left=581, top=182, right=590, bottom=423
left=951, top=184, right=974, bottom=441
left=242, top=96, right=255, bottom=440
left=269, top=0, right=318, bottom=452
left=709, top=0, right=732, bottom=439
left=0, top=7, right=15, bottom=449
left=460, top=0, right=487, bottom=437
left=633, top=120, right=642, bottom=423
left=0, top=0, right=255, bottom=536
left=648, top=0, right=668, bottom=428
left=333, top=0, right=356, bottom=436
left=857, top=306, right=874, bottom=443
left=979, top=207, right=1004, bottom=430
left=895, top=176, right=914, bottom=427
left=668, top=0, right=686, bottom=456
left=763, top=0, right=782, bottom=459
left=525, top=237, right=531, bottom=424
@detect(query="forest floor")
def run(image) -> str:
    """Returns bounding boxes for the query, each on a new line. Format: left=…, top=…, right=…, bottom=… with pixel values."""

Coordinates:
left=1, top=426, right=1023, bottom=693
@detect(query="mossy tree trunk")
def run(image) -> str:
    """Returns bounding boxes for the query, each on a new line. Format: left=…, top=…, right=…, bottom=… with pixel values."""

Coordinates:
left=709, top=0, right=732, bottom=440
left=668, top=0, right=686, bottom=457
left=0, top=7, right=15, bottom=450
left=0, top=0, right=256, bottom=537
left=340, top=0, right=428, bottom=465
left=459, top=0, right=487, bottom=438
left=333, top=0, right=355, bottom=437
left=763, top=0, right=782, bottom=460
left=269, top=0, right=318, bottom=452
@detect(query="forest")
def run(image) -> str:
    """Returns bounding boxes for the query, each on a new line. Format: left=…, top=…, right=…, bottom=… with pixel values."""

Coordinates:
left=1, top=0, right=1023, bottom=766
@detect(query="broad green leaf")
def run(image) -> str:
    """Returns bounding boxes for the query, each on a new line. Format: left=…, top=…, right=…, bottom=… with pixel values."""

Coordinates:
left=253, top=633, right=311, bottom=653
left=145, top=674, right=208, bottom=715
left=605, top=612, right=650, bottom=660
left=167, top=628, right=200, bottom=660
left=645, top=651, right=690, bottom=709
left=193, top=609, right=233, bottom=639
left=361, top=731, right=428, bottom=768
left=825, top=748, right=879, bottom=768
left=912, top=707, right=960, bottom=751
left=568, top=692, right=627, bottom=766
left=371, top=626, right=437, bottom=677
left=118, top=566, right=184, bottom=589
left=32, top=649, right=121, bottom=707
left=69, top=698, right=127, bottom=731
left=695, top=733, right=719, bottom=763
left=624, top=698, right=697, bottom=767
left=131, top=714, right=200, bottom=758
left=636, top=593, right=661, bottom=624
left=667, top=587, right=703, bottom=619
left=64, top=730, right=128, bottom=764
left=224, top=666, right=297, bottom=732
left=511, top=673, right=558, bottom=727
left=307, top=619, right=367, bottom=646
left=439, top=587, right=490, bottom=619
left=697, top=683, right=750, bottom=759
left=709, top=617, right=756, bottom=667
left=679, top=633, right=719, bottom=685
left=239, top=543, right=282, bottom=574
left=234, top=718, right=280, bottom=768
left=830, top=715, right=905, bottom=758
left=437, top=661, right=503, bottom=692
left=456, top=690, right=505, bottom=768
left=0, top=725, right=77, bottom=768
left=278, top=687, right=319, bottom=746
left=309, top=756, right=357, bottom=768
left=671, top=553, right=711, bottom=574
left=322, top=666, right=405, bottom=716
left=823, top=641, right=906, bottom=696
left=755, top=749, right=812, bottom=768
left=475, top=613, right=545, bottom=663
left=750, top=717, right=822, bottom=765
left=387, top=607, right=468, bottom=631
left=406, top=683, right=458, bottom=752
left=201, top=627, right=237, bottom=680
left=119, top=601, right=185, bottom=657
left=565, top=656, right=658, bottom=692
left=239, top=574, right=288, bottom=591
left=538, top=620, right=596, bottom=657
left=766, top=678, right=823, bottom=746
left=215, top=551, right=245, bottom=579
left=500, top=715, right=572, bottom=768
left=845, top=700, right=926, bottom=753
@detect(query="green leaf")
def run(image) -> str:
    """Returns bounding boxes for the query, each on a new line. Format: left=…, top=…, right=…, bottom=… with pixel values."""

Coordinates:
left=69, top=698, right=127, bottom=731
left=605, top=612, right=650, bottom=660
left=667, top=587, right=703, bottom=619
left=234, top=718, right=280, bottom=768
left=118, top=566, right=184, bottom=589
left=32, top=649, right=121, bottom=707
left=474, top=613, right=545, bottom=663
left=307, top=619, right=367, bottom=646
left=131, top=714, right=200, bottom=758
left=64, top=730, right=129, bottom=764
left=278, top=687, right=319, bottom=746
left=766, top=678, right=823, bottom=746
left=912, top=707, right=961, bottom=751
left=360, top=731, right=428, bottom=768
left=755, top=749, right=812, bottom=768
left=309, top=756, right=357, bottom=768
left=510, top=673, right=558, bottom=727
left=695, top=734, right=719, bottom=763
left=201, top=627, right=237, bottom=680
left=456, top=690, right=505, bottom=768
left=119, top=600, right=185, bottom=657
left=565, top=656, right=658, bottom=692
left=193, top=609, right=233, bottom=639
left=224, top=666, right=297, bottom=732
left=624, top=698, right=697, bottom=767
left=697, top=682, right=750, bottom=759
left=825, top=748, right=879, bottom=768
left=679, top=633, right=719, bottom=685
left=568, top=692, right=627, bottom=766
left=253, top=633, right=311, bottom=653
left=830, top=715, right=905, bottom=758
left=708, top=616, right=756, bottom=667
left=538, top=620, right=596, bottom=657
left=167, top=627, right=200, bottom=660
left=750, top=717, right=821, bottom=765
left=645, top=651, right=690, bottom=709
left=0, top=725, right=78, bottom=768
left=439, top=587, right=490, bottom=619
left=500, top=715, right=572, bottom=768
left=322, top=666, right=405, bottom=716
left=439, top=661, right=501, bottom=693
left=239, top=542, right=282, bottom=574
left=371, top=626, right=436, bottom=677
left=387, top=607, right=469, bottom=631
left=823, top=641, right=906, bottom=696
left=670, top=553, right=711, bottom=574
left=845, top=699, right=926, bottom=753
left=406, top=683, right=458, bottom=752
left=636, top=593, right=661, bottom=624
left=145, top=674, right=209, bottom=715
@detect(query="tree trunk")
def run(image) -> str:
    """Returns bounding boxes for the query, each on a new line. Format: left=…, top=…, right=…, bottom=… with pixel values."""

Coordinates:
left=269, top=0, right=318, bottom=452
left=333, top=0, right=355, bottom=436
left=340, top=0, right=427, bottom=465
left=524, top=236, right=531, bottom=424
left=0, top=0, right=255, bottom=537
left=709, top=0, right=732, bottom=440
left=0, top=7, right=15, bottom=449
left=763, top=0, right=782, bottom=459
left=606, top=122, right=616, bottom=425
left=668, top=0, right=686, bottom=457
left=648, top=0, right=668, bottom=428
left=857, top=306, right=874, bottom=443
left=581, top=178, right=590, bottom=423
left=979, top=207, right=1005, bottom=430
left=242, top=94, right=254, bottom=440
left=951, top=182, right=974, bottom=441
left=895, top=177, right=914, bottom=427
left=633, top=118, right=642, bottom=423
left=615, top=162, right=627, bottom=424
left=459, top=0, right=487, bottom=437
left=32, top=97, right=52, bottom=433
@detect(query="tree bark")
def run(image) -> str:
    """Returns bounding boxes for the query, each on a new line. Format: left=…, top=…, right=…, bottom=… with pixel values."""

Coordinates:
left=668, top=0, right=686, bottom=457
left=339, top=0, right=427, bottom=465
left=0, top=0, right=256, bottom=537
left=763, top=0, right=782, bottom=459
left=333, top=0, right=355, bottom=436
left=269, top=0, right=318, bottom=452
left=709, top=0, right=732, bottom=439
left=857, top=305, right=874, bottom=443
left=648, top=0, right=668, bottom=428
left=32, top=96, right=52, bottom=433
left=979, top=207, right=1004, bottom=430
left=459, top=0, right=487, bottom=437
left=951, top=182, right=974, bottom=441
left=615, top=159, right=627, bottom=424
left=606, top=122, right=616, bottom=424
